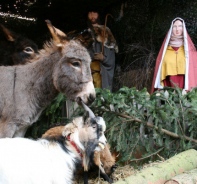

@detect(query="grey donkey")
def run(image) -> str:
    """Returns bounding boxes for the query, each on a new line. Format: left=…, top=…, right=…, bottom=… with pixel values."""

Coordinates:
left=0, top=20, right=95, bottom=138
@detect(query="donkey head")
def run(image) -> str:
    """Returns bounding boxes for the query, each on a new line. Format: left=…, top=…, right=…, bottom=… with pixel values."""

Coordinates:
left=45, top=20, right=95, bottom=105
left=0, top=24, right=38, bottom=65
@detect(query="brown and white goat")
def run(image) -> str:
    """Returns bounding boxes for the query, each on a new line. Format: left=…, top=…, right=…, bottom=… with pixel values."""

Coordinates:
left=0, top=110, right=106, bottom=184
left=42, top=103, right=116, bottom=183
left=91, top=144, right=117, bottom=183
left=43, top=126, right=116, bottom=183
left=42, top=126, right=116, bottom=183
left=0, top=24, right=38, bottom=66
left=0, top=20, right=95, bottom=138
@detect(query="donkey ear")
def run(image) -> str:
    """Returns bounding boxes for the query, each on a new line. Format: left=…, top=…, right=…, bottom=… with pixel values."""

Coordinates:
left=45, top=20, right=67, bottom=47
left=0, top=24, right=16, bottom=42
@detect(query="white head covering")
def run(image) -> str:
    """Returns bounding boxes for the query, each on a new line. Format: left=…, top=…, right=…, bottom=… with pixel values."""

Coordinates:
left=154, top=17, right=189, bottom=90
left=168, top=18, right=184, bottom=47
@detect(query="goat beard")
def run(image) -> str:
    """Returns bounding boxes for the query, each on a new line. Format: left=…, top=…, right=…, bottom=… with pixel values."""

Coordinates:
left=82, top=141, right=99, bottom=171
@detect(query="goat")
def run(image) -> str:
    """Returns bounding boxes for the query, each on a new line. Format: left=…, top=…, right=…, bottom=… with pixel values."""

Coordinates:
left=91, top=144, right=116, bottom=183
left=42, top=102, right=116, bottom=183
left=0, top=20, right=95, bottom=138
left=0, top=24, right=38, bottom=65
left=0, top=105, right=107, bottom=184
left=43, top=128, right=116, bottom=183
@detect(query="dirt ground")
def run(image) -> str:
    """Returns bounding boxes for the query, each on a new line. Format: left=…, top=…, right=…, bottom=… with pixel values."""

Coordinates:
left=73, top=161, right=164, bottom=184
left=73, top=164, right=136, bottom=184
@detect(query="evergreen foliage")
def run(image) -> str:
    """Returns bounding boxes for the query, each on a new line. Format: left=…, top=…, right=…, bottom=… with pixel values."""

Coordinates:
left=87, top=87, right=197, bottom=164
left=1, top=0, right=197, bottom=166
left=110, top=0, right=197, bottom=91
left=27, top=87, right=197, bottom=166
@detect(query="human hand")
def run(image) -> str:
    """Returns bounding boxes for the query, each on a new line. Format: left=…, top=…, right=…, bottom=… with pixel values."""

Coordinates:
left=94, top=52, right=104, bottom=61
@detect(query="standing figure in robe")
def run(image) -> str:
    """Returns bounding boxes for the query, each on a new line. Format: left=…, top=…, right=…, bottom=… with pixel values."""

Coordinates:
left=151, top=17, right=197, bottom=93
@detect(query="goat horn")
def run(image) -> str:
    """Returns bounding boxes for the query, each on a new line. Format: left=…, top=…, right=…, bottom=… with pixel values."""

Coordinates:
left=80, top=100, right=95, bottom=118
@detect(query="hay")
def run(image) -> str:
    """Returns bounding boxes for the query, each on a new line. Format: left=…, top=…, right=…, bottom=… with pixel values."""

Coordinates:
left=73, top=164, right=135, bottom=184
left=73, top=161, right=164, bottom=184
left=113, top=68, right=154, bottom=92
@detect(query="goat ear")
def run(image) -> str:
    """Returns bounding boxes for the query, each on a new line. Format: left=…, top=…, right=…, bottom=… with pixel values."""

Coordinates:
left=0, top=24, right=16, bottom=42
left=45, top=20, right=67, bottom=47
left=62, top=123, right=76, bottom=137
left=62, top=131, right=69, bottom=137
left=62, top=128, right=71, bottom=137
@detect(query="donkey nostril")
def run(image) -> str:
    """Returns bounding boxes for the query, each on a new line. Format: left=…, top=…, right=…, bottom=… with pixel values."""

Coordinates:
left=87, top=94, right=95, bottom=105
left=76, top=97, right=82, bottom=105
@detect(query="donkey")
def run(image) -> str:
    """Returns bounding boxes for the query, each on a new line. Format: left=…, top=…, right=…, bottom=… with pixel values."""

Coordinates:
left=0, top=20, right=95, bottom=138
left=0, top=24, right=38, bottom=66
left=0, top=104, right=107, bottom=184
left=68, top=27, right=118, bottom=89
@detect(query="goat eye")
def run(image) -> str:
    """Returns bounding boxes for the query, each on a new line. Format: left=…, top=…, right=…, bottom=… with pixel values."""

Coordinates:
left=24, top=47, right=34, bottom=53
left=92, top=125, right=97, bottom=129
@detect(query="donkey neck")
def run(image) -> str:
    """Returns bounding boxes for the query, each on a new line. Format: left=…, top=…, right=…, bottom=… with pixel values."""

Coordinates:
left=17, top=51, right=61, bottom=108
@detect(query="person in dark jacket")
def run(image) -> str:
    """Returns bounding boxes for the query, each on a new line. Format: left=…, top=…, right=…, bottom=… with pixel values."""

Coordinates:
left=87, top=8, right=118, bottom=92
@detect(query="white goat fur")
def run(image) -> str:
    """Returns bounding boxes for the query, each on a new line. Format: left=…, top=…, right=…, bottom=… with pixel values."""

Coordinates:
left=0, top=138, right=77, bottom=184
left=0, top=116, right=107, bottom=184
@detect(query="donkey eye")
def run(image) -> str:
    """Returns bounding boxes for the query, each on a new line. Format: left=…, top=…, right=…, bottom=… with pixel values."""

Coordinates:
left=71, top=61, right=81, bottom=67
left=24, top=47, right=34, bottom=53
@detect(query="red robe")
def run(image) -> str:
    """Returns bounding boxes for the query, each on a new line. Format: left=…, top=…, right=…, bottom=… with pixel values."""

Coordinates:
left=151, top=17, right=197, bottom=93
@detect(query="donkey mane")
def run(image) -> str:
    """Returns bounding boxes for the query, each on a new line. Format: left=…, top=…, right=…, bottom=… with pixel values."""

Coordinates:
left=38, top=40, right=59, bottom=56
left=26, top=40, right=59, bottom=63
left=32, top=39, right=87, bottom=63
left=0, top=21, right=95, bottom=138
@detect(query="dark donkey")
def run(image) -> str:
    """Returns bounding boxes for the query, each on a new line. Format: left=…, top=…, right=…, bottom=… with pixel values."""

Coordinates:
left=0, top=24, right=38, bottom=66
left=0, top=20, right=95, bottom=138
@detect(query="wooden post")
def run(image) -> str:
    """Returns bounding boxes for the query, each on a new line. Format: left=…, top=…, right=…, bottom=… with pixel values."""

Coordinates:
left=115, top=149, right=197, bottom=184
